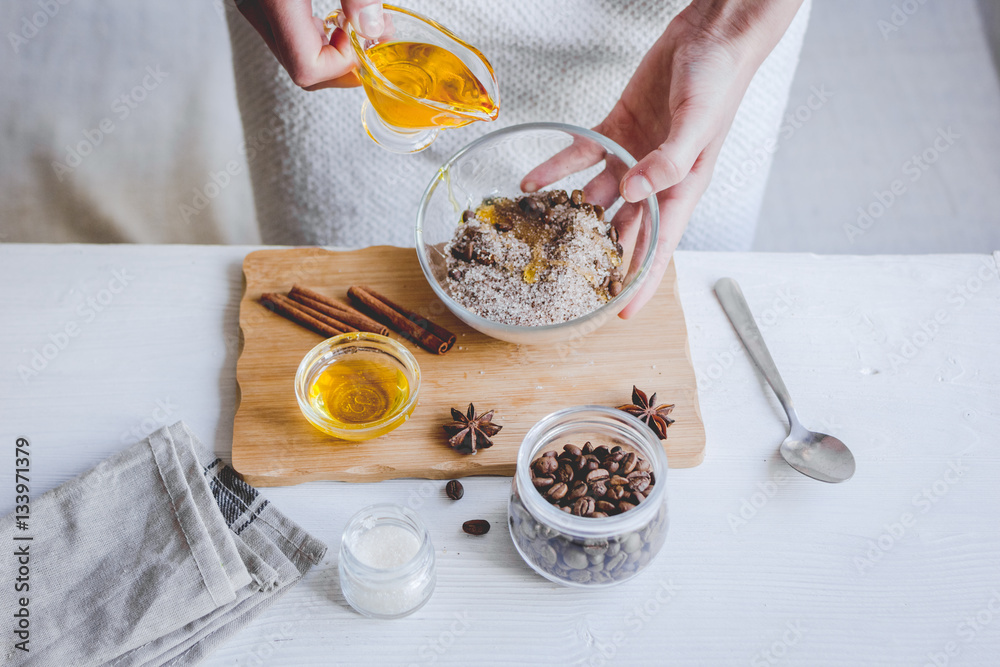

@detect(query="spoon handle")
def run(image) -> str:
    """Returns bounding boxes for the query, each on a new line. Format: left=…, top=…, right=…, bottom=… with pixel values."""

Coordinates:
left=713, top=278, right=800, bottom=428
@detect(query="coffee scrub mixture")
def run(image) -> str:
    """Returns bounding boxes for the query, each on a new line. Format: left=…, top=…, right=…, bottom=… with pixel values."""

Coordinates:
left=443, top=189, right=624, bottom=327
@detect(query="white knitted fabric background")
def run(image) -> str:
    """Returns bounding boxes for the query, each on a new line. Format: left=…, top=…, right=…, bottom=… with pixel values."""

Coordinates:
left=226, top=0, right=811, bottom=250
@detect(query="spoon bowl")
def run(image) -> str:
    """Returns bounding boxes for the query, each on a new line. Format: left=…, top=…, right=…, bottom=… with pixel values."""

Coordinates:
left=714, top=277, right=856, bottom=483
left=781, top=427, right=856, bottom=484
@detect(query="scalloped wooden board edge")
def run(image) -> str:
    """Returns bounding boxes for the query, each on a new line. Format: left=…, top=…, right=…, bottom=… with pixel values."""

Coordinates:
left=232, top=247, right=704, bottom=486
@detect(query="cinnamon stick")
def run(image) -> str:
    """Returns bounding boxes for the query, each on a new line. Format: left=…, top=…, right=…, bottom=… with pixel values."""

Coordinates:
left=260, top=292, right=351, bottom=338
left=347, top=285, right=456, bottom=354
left=288, top=285, right=389, bottom=336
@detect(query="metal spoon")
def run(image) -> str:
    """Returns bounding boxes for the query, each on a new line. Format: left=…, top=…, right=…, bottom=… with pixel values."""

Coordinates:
left=714, top=277, right=856, bottom=483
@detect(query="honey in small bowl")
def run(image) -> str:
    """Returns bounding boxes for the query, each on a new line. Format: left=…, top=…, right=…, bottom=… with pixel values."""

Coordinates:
left=295, top=333, right=421, bottom=441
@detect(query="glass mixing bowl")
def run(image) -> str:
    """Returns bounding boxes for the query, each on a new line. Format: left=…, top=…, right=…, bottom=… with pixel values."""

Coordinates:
left=415, top=122, right=660, bottom=345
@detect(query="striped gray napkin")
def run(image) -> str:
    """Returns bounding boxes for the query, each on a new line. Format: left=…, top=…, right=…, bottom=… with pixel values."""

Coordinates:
left=0, top=422, right=326, bottom=666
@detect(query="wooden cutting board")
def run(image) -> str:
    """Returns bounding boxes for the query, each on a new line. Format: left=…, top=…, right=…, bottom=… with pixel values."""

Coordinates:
left=233, top=247, right=704, bottom=486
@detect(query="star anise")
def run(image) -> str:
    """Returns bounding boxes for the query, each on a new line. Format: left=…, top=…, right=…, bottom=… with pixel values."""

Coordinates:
left=443, top=403, right=502, bottom=454
left=617, top=386, right=675, bottom=440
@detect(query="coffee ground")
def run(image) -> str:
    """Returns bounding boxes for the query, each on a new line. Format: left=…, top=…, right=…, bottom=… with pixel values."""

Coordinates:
left=443, top=191, right=621, bottom=327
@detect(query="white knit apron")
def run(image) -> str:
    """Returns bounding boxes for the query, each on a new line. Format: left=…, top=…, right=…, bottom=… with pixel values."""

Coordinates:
left=226, top=0, right=811, bottom=250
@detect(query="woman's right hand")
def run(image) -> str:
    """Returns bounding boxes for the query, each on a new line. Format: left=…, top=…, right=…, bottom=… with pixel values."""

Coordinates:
left=237, top=0, right=385, bottom=90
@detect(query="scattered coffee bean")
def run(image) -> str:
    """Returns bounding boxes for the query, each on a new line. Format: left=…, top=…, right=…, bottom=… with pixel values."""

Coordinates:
left=462, top=519, right=490, bottom=535
left=585, top=468, right=610, bottom=484
left=609, top=225, right=619, bottom=243
left=448, top=268, right=463, bottom=281
left=495, top=219, right=514, bottom=232
left=446, top=479, right=464, bottom=500
left=570, top=189, right=585, bottom=206
left=608, top=280, right=623, bottom=297
left=462, top=209, right=475, bottom=222
left=594, top=204, right=605, bottom=221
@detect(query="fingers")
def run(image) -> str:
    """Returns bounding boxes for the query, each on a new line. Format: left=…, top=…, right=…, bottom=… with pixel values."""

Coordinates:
left=520, top=135, right=607, bottom=193
left=618, top=147, right=717, bottom=319
left=341, top=0, right=385, bottom=39
left=620, top=103, right=716, bottom=202
left=258, top=0, right=359, bottom=89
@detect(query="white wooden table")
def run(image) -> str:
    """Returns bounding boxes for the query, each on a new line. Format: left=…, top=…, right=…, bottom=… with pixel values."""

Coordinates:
left=2, top=245, right=998, bottom=666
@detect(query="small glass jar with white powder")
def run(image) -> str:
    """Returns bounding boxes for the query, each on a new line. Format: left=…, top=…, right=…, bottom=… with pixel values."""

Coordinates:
left=339, top=504, right=436, bottom=618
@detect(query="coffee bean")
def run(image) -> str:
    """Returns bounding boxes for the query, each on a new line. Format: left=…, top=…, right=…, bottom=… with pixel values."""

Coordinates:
left=518, top=196, right=545, bottom=216
left=632, top=491, right=646, bottom=504
left=627, top=470, right=651, bottom=493
left=474, top=250, right=495, bottom=266
left=621, top=452, right=638, bottom=475
left=546, top=482, right=568, bottom=501
left=573, top=497, right=596, bottom=516
left=586, top=511, right=608, bottom=518
left=618, top=501, right=636, bottom=513
left=589, top=480, right=608, bottom=498
left=532, top=476, right=554, bottom=490
left=595, top=500, right=617, bottom=514
left=600, top=275, right=610, bottom=290
left=557, top=463, right=575, bottom=484
left=608, top=280, right=623, bottom=297
left=606, top=461, right=619, bottom=475
left=607, top=485, right=626, bottom=501
left=582, top=442, right=593, bottom=455
left=636, top=459, right=651, bottom=473
left=447, top=268, right=463, bottom=281
left=585, top=468, right=610, bottom=484
left=568, top=481, right=588, bottom=501
left=570, top=189, right=585, bottom=206
left=495, top=218, right=514, bottom=232
left=543, top=450, right=557, bottom=458
left=609, top=225, right=619, bottom=243
left=609, top=475, right=628, bottom=488
left=594, top=204, right=605, bottom=221
left=446, top=479, right=464, bottom=500
left=561, top=506, right=572, bottom=513
left=563, top=444, right=582, bottom=457
left=462, top=519, right=490, bottom=535
left=533, top=456, right=558, bottom=475
left=615, top=242, right=624, bottom=256
left=584, top=460, right=600, bottom=474
left=462, top=243, right=474, bottom=262
left=593, top=446, right=610, bottom=460
left=610, top=446, right=623, bottom=455
left=462, top=209, right=475, bottom=222
left=548, top=190, right=569, bottom=206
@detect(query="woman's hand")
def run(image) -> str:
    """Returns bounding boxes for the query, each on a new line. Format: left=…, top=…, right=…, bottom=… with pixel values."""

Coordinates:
left=237, top=0, right=385, bottom=90
left=525, top=0, right=804, bottom=318
left=608, top=0, right=804, bottom=317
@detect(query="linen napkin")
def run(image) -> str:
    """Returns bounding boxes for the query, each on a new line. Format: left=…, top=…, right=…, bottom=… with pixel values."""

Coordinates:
left=0, top=422, right=326, bottom=666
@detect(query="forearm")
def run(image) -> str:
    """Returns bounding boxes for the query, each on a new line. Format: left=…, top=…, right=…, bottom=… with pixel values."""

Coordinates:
left=684, top=0, right=806, bottom=68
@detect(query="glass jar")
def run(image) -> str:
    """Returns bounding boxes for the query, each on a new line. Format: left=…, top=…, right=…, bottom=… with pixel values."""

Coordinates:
left=339, top=504, right=436, bottom=618
left=508, top=406, right=669, bottom=587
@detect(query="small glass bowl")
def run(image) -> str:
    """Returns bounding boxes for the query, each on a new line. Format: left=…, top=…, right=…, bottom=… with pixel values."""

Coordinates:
left=508, top=406, right=669, bottom=587
left=339, top=503, right=437, bottom=619
left=415, top=122, right=660, bottom=345
left=294, top=332, right=420, bottom=441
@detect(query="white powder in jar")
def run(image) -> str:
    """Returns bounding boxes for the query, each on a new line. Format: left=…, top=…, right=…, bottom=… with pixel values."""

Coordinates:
left=351, top=524, right=420, bottom=569
left=341, top=521, right=435, bottom=618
